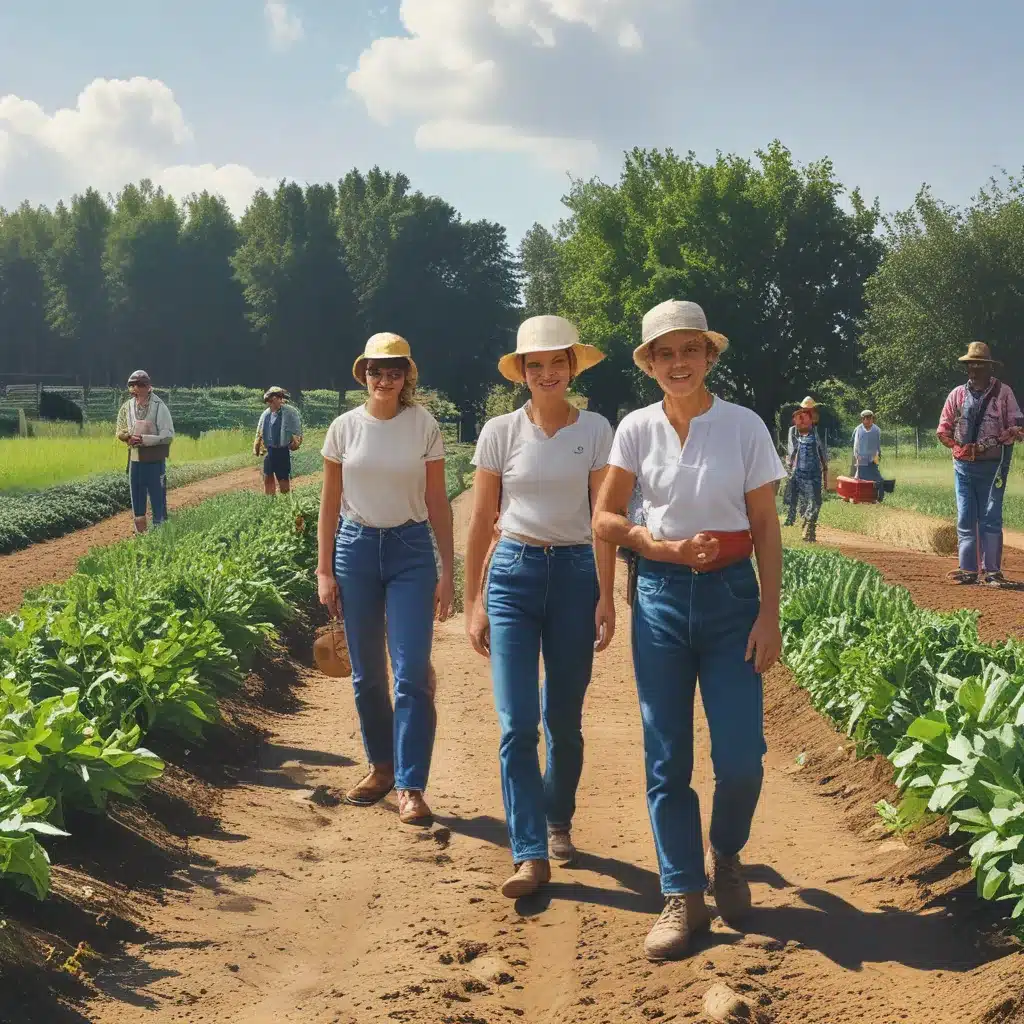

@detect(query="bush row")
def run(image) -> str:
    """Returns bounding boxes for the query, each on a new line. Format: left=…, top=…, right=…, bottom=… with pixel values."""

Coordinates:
left=0, top=489, right=320, bottom=899
left=782, top=548, right=1024, bottom=930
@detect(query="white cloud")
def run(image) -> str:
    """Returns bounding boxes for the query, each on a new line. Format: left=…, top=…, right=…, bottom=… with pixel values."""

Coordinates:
left=265, top=1, right=304, bottom=50
left=0, top=77, right=273, bottom=215
left=346, top=0, right=669, bottom=172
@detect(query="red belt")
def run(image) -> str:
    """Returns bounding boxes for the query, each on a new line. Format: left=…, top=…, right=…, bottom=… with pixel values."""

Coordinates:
left=693, top=530, right=754, bottom=574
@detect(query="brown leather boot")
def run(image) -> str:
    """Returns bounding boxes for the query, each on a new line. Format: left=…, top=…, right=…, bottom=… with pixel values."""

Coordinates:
left=501, top=859, right=551, bottom=899
left=397, top=789, right=433, bottom=826
left=344, top=764, right=395, bottom=806
left=644, top=893, right=712, bottom=961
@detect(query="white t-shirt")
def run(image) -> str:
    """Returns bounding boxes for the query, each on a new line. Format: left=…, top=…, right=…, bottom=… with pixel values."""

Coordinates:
left=608, top=398, right=786, bottom=541
left=473, top=406, right=614, bottom=545
left=321, top=404, right=445, bottom=528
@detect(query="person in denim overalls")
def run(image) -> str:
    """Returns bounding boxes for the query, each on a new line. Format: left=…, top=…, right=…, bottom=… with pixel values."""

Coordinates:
left=783, top=397, right=828, bottom=543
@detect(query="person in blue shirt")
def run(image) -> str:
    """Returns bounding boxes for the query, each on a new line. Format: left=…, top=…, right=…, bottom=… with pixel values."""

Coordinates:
left=783, top=397, right=828, bottom=542
left=851, top=410, right=884, bottom=500
left=254, top=387, right=303, bottom=495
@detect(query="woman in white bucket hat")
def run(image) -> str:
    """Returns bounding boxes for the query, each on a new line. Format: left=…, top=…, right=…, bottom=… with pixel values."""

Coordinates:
left=316, top=332, right=455, bottom=827
left=463, top=314, right=616, bottom=899
left=593, top=300, right=786, bottom=961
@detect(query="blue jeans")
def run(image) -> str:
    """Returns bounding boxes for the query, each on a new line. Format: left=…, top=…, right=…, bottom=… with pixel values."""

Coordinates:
left=334, top=519, right=438, bottom=790
left=129, top=460, right=167, bottom=523
left=954, top=459, right=1005, bottom=572
left=784, top=471, right=822, bottom=527
left=632, top=557, right=766, bottom=895
left=486, top=539, right=598, bottom=863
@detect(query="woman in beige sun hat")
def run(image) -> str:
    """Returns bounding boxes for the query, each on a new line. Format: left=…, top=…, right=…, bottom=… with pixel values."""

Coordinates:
left=593, top=299, right=786, bottom=962
left=464, top=314, right=616, bottom=900
left=316, top=332, right=454, bottom=828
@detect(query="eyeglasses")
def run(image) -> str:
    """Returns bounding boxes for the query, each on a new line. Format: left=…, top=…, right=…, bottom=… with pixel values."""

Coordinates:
left=366, top=368, right=406, bottom=382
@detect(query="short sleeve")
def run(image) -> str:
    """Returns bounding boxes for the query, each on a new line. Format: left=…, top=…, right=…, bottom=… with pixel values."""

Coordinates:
left=472, top=418, right=504, bottom=474
left=607, top=417, right=641, bottom=476
left=591, top=416, right=615, bottom=471
left=423, top=412, right=445, bottom=461
left=742, top=415, right=787, bottom=493
left=321, top=418, right=345, bottom=463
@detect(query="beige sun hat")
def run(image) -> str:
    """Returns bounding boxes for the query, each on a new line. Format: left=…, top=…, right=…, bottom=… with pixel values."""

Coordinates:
left=497, top=315, right=604, bottom=384
left=352, top=333, right=419, bottom=386
left=633, top=300, right=729, bottom=376
left=958, top=341, right=1001, bottom=366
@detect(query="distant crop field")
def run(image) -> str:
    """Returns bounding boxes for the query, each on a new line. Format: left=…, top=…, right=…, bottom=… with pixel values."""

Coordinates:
left=0, top=427, right=253, bottom=493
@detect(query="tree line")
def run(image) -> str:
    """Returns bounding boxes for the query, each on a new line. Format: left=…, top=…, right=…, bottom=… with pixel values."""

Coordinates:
left=3, top=143, right=1022, bottom=435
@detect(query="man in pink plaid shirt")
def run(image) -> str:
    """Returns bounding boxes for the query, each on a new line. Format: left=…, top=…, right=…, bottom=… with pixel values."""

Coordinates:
left=937, top=342, right=1024, bottom=585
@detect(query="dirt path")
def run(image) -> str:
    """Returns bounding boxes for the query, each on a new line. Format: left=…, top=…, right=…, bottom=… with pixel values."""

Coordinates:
left=0, top=468, right=319, bottom=614
left=68, top=495, right=1022, bottom=1024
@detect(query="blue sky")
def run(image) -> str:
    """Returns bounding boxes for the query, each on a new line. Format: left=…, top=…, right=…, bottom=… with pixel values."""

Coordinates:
left=2, top=1, right=1023, bottom=246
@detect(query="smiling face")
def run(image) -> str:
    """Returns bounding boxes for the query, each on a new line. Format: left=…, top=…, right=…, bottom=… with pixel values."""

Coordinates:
left=965, top=360, right=993, bottom=391
left=523, top=348, right=573, bottom=400
left=648, top=330, right=716, bottom=399
left=364, top=358, right=408, bottom=405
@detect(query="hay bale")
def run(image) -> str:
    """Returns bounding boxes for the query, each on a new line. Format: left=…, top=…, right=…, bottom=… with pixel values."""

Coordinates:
left=869, top=508, right=958, bottom=556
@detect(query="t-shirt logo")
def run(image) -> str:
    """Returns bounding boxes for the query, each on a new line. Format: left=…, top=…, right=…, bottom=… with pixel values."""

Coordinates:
left=574, top=445, right=585, bottom=455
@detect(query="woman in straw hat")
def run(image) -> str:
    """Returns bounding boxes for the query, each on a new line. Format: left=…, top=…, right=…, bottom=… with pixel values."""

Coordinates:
left=783, top=396, right=829, bottom=542
left=254, top=386, right=303, bottom=495
left=316, top=333, right=455, bottom=826
left=463, top=315, right=616, bottom=899
left=937, top=341, right=1024, bottom=586
left=592, top=300, right=786, bottom=961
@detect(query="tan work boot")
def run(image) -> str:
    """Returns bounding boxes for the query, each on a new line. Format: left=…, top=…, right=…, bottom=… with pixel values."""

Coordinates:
left=644, top=893, right=712, bottom=961
left=548, top=826, right=577, bottom=865
left=397, top=789, right=433, bottom=827
left=501, top=859, right=551, bottom=899
left=344, top=763, right=395, bottom=806
left=705, top=847, right=752, bottom=925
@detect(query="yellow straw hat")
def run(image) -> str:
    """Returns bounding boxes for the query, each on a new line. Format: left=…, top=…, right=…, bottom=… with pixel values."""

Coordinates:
left=497, top=315, right=604, bottom=384
left=352, top=332, right=419, bottom=386
left=633, top=300, right=729, bottom=376
left=958, top=341, right=1001, bottom=366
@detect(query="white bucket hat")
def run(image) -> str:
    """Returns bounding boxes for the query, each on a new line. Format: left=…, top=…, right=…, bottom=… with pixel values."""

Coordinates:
left=633, top=300, right=729, bottom=376
left=497, top=315, right=604, bottom=384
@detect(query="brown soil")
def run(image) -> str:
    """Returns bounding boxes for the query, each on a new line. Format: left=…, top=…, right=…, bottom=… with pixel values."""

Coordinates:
left=0, top=468, right=319, bottom=615
left=3, top=492, right=1024, bottom=1024
left=816, top=525, right=1024, bottom=644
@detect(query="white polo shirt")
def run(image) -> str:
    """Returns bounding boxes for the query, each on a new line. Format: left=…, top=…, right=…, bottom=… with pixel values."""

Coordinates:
left=473, top=406, right=614, bottom=545
left=608, top=398, right=785, bottom=541
left=322, top=404, right=445, bottom=528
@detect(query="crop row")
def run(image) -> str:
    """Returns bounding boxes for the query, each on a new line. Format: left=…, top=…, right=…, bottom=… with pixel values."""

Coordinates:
left=0, top=489, right=319, bottom=899
left=782, top=548, right=1024, bottom=928
left=0, top=448, right=322, bottom=555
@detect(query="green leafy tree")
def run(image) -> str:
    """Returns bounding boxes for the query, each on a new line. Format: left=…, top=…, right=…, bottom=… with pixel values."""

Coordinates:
left=45, top=189, right=112, bottom=383
left=518, top=222, right=561, bottom=318
left=179, top=192, right=251, bottom=385
left=0, top=203, right=57, bottom=376
left=862, top=176, right=1024, bottom=424
left=558, top=141, right=883, bottom=428
left=105, top=181, right=185, bottom=384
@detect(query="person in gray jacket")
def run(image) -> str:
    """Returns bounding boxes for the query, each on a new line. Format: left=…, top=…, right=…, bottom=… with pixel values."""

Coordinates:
left=254, top=387, right=303, bottom=495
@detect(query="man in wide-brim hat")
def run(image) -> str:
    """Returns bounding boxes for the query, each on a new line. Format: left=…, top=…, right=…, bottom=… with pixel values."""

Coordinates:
left=254, top=386, right=303, bottom=495
left=937, top=342, right=1024, bottom=585
left=783, top=397, right=829, bottom=542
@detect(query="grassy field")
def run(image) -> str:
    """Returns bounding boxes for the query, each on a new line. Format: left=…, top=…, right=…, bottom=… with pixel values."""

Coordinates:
left=825, top=448, right=1024, bottom=531
left=0, top=427, right=256, bottom=492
